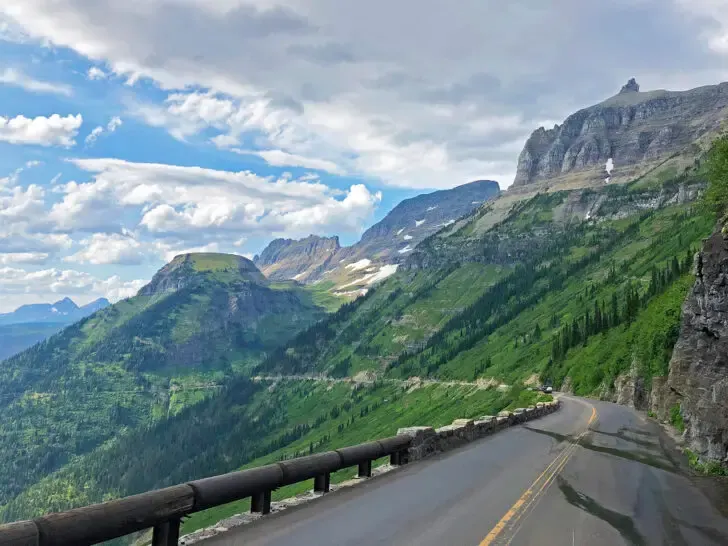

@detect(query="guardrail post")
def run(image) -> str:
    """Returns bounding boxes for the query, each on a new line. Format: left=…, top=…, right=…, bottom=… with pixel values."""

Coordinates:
left=152, top=518, right=180, bottom=546
left=390, top=451, right=401, bottom=466
left=313, top=472, right=331, bottom=493
left=357, top=460, right=372, bottom=478
left=251, top=490, right=272, bottom=514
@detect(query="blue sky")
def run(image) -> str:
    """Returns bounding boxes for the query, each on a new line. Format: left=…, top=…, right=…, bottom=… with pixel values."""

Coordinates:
left=0, top=0, right=726, bottom=311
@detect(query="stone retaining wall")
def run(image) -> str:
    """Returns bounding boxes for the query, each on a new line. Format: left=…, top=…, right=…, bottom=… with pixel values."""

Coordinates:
left=397, top=400, right=560, bottom=462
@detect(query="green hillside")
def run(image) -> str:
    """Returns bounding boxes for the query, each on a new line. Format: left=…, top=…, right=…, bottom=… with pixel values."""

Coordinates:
left=257, top=178, right=713, bottom=397
left=0, top=254, right=326, bottom=507
left=0, top=376, right=548, bottom=528
left=0, top=158, right=719, bottom=534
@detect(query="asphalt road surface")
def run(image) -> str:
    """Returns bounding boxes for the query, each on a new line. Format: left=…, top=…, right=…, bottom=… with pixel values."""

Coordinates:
left=204, top=396, right=728, bottom=545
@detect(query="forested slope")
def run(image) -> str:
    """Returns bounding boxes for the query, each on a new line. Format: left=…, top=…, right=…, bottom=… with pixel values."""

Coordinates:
left=0, top=154, right=719, bottom=534
left=0, top=254, right=325, bottom=507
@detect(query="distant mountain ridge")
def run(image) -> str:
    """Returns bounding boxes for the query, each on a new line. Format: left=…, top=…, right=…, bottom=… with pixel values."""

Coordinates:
left=0, top=297, right=111, bottom=362
left=0, top=297, right=110, bottom=326
left=254, top=179, right=500, bottom=290
left=254, top=236, right=341, bottom=283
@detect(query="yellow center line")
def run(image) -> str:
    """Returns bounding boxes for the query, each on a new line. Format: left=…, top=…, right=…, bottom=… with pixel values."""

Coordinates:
left=479, top=403, right=597, bottom=546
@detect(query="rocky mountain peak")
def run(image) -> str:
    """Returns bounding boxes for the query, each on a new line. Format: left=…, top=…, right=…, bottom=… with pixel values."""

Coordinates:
left=619, top=78, right=640, bottom=94
left=138, top=253, right=266, bottom=296
left=513, top=80, right=728, bottom=187
left=254, top=235, right=341, bottom=282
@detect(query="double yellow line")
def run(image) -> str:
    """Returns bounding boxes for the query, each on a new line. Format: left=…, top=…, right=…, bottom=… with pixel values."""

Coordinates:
left=479, top=404, right=597, bottom=546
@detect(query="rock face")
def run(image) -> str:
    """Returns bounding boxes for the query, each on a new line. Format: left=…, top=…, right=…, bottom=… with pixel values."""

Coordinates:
left=659, top=227, right=728, bottom=465
left=254, top=236, right=340, bottom=282
left=513, top=79, right=728, bottom=187
left=613, top=359, right=647, bottom=410
left=351, top=179, right=500, bottom=260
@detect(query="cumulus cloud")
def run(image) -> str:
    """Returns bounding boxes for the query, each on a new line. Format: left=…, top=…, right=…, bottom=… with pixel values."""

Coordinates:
left=0, top=67, right=73, bottom=96
left=0, top=265, right=146, bottom=312
left=0, top=113, right=82, bottom=147
left=48, top=158, right=380, bottom=241
left=65, top=231, right=147, bottom=265
left=3, top=0, right=727, bottom=188
left=85, top=115, right=122, bottom=146
left=87, top=66, right=108, bottom=80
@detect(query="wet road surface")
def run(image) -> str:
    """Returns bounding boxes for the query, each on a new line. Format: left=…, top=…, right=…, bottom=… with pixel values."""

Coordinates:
left=204, top=396, right=728, bottom=545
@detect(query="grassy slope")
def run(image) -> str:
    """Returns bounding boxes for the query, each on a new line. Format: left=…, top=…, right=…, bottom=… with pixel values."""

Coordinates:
left=0, top=378, right=548, bottom=530
left=0, top=265, right=325, bottom=507
left=1, top=174, right=713, bottom=528
left=430, top=206, right=712, bottom=389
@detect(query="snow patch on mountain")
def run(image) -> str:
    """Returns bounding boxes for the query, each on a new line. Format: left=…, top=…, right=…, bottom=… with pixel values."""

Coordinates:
left=367, top=264, right=398, bottom=284
left=345, top=259, right=372, bottom=271
left=415, top=219, right=425, bottom=227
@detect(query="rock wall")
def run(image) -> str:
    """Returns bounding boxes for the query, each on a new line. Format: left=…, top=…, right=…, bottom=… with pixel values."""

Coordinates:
left=513, top=79, right=728, bottom=187
left=657, top=227, right=728, bottom=465
left=398, top=401, right=560, bottom=462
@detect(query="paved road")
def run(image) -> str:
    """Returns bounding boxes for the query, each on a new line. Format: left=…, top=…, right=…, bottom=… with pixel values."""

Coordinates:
left=204, top=396, right=728, bottom=545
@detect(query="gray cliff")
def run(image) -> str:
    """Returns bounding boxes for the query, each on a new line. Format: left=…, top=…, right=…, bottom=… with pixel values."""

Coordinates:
left=653, top=227, right=728, bottom=466
left=513, top=79, right=728, bottom=187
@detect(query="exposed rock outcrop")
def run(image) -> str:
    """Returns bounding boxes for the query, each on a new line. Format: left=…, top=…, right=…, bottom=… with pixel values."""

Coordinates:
left=254, top=236, right=340, bottom=283
left=513, top=79, right=728, bottom=187
left=658, top=227, right=728, bottom=465
left=613, top=359, right=647, bottom=410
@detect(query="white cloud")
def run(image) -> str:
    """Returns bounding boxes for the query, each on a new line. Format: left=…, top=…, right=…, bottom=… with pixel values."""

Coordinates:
left=51, top=157, right=381, bottom=239
left=0, top=265, right=145, bottom=312
left=85, top=116, right=123, bottom=146
left=65, top=232, right=147, bottom=265
left=1, top=0, right=727, bottom=193
left=87, top=66, right=108, bottom=80
left=156, top=241, right=220, bottom=263
left=0, top=113, right=82, bottom=147
left=0, top=183, right=46, bottom=222
left=0, top=252, right=49, bottom=265
left=84, top=125, right=104, bottom=145
left=5, top=1, right=723, bottom=189
left=0, top=67, right=72, bottom=96
left=674, top=0, right=728, bottom=53
left=232, top=148, right=344, bottom=175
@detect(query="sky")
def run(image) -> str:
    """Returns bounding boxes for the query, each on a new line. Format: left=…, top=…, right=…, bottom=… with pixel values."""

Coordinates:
left=0, top=0, right=727, bottom=312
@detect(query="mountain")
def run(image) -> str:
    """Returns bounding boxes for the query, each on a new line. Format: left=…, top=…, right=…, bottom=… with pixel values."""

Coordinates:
left=0, top=297, right=110, bottom=326
left=5, top=79, right=728, bottom=530
left=0, top=253, right=326, bottom=506
left=513, top=79, right=728, bottom=188
left=0, top=297, right=111, bottom=362
left=254, top=180, right=500, bottom=292
left=254, top=235, right=341, bottom=283
left=350, top=179, right=501, bottom=260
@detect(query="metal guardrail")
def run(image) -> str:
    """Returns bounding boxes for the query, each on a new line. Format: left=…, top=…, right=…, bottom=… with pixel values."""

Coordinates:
left=0, top=435, right=412, bottom=546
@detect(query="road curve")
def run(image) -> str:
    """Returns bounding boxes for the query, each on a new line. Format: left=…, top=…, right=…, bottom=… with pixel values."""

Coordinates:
left=202, top=396, right=728, bottom=545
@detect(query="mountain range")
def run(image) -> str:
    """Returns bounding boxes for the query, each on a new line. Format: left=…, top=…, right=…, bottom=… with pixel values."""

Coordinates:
left=0, top=297, right=110, bottom=361
left=254, top=179, right=500, bottom=294
left=2, top=77, right=728, bottom=534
